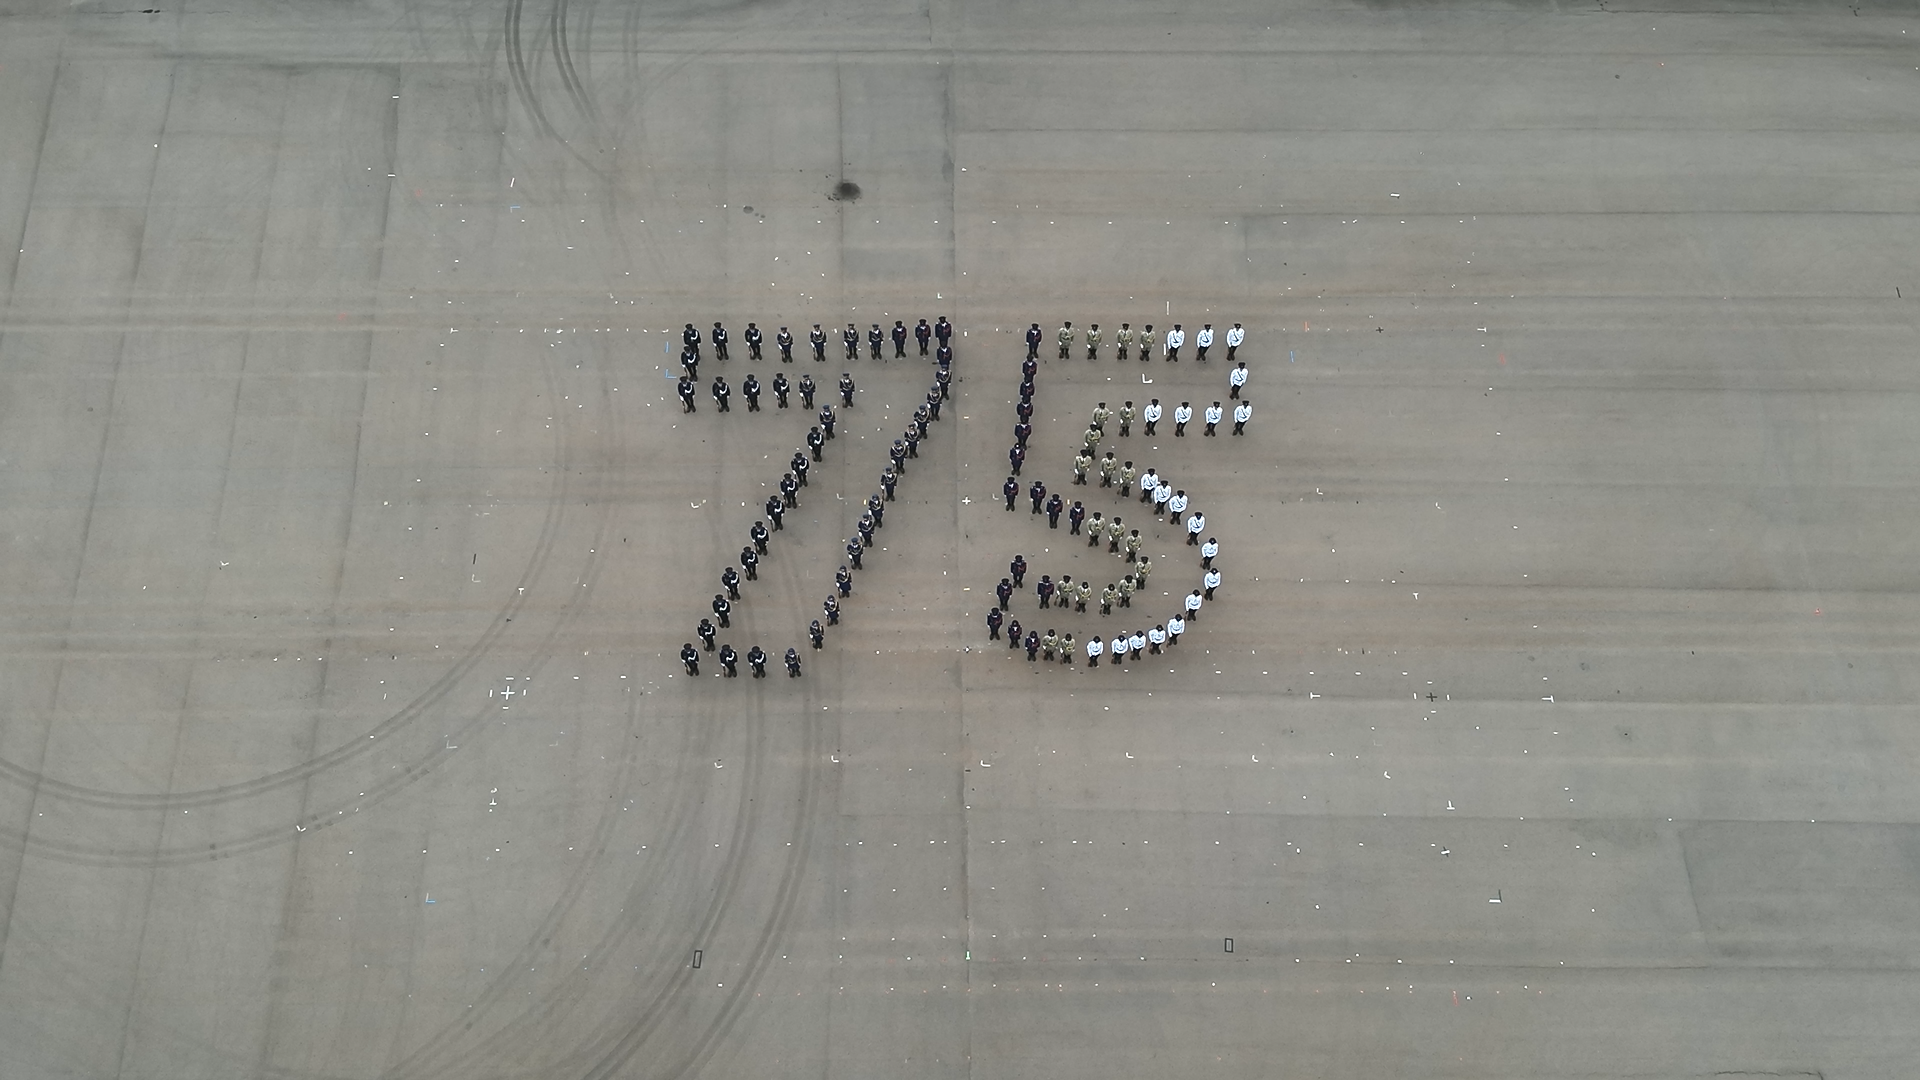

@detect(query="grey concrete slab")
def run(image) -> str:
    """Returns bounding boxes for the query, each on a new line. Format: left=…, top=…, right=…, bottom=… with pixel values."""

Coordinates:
left=1, top=1, right=1918, bottom=1078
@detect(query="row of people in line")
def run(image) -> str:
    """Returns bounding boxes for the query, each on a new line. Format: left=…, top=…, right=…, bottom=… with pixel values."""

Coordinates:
left=678, top=318, right=955, bottom=364
left=986, top=619, right=1191, bottom=663
left=1026, top=321, right=1245, bottom=362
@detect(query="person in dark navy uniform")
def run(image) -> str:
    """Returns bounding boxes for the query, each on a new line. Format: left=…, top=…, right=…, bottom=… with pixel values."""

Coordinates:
left=891, top=320, right=908, bottom=358
left=740, top=546, right=759, bottom=581
left=697, top=618, right=717, bottom=652
left=996, top=577, right=1014, bottom=611
left=880, top=466, right=898, bottom=501
left=785, top=647, right=802, bottom=677
left=680, top=345, right=698, bottom=381
left=744, top=322, right=763, bottom=360
left=765, top=496, right=785, bottom=530
left=677, top=376, right=697, bottom=413
left=1046, top=492, right=1064, bottom=528
left=836, top=566, right=853, bottom=597
left=807, top=425, right=825, bottom=462
left=747, top=645, right=768, bottom=677
left=750, top=520, right=770, bottom=554
left=742, top=373, right=761, bottom=411
left=986, top=607, right=1003, bottom=640
left=1008, top=443, right=1025, bottom=475
left=712, top=594, right=731, bottom=628
left=1029, top=480, right=1046, bottom=515
left=719, top=644, right=738, bottom=677
left=798, top=373, right=816, bottom=408
left=681, top=643, right=700, bottom=675
left=935, top=317, right=952, bottom=349
left=915, top=319, right=932, bottom=356
left=772, top=371, right=790, bottom=408
left=1010, top=553, right=1027, bottom=587
left=842, top=323, right=859, bottom=360
left=819, top=404, right=836, bottom=439
left=810, top=620, right=825, bottom=649
left=847, top=535, right=864, bottom=570
left=777, top=326, right=793, bottom=362
left=810, top=324, right=827, bottom=362
left=710, top=376, right=730, bottom=412
left=1025, top=323, right=1042, bottom=360
left=721, top=566, right=741, bottom=600
left=839, top=372, right=856, bottom=407
left=683, top=323, right=702, bottom=358
left=936, top=342, right=953, bottom=368
left=824, top=595, right=840, bottom=625
left=712, top=322, right=729, bottom=361
left=868, top=323, right=883, bottom=360
left=1003, top=475, right=1020, bottom=511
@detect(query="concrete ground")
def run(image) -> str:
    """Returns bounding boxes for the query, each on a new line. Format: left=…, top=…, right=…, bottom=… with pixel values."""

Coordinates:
left=1, top=0, right=1917, bottom=1076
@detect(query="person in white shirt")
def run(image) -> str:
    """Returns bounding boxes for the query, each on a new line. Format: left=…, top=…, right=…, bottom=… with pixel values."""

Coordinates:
left=1128, top=631, right=1146, bottom=660
left=1200, top=537, right=1219, bottom=569
left=1203, top=402, right=1223, bottom=436
left=1142, top=398, right=1162, bottom=436
left=1137, top=468, right=1159, bottom=504
left=1203, top=567, right=1222, bottom=600
left=1173, top=401, right=1193, bottom=437
left=1225, top=322, right=1245, bottom=362
left=1110, top=634, right=1127, bottom=665
left=1153, top=480, right=1172, bottom=516
left=1086, top=635, right=1103, bottom=668
left=1228, top=361, right=1248, bottom=400
left=1232, top=400, right=1252, bottom=436
left=1166, top=613, right=1185, bottom=645
left=1186, top=511, right=1206, bottom=545
left=1184, top=589, right=1204, bottom=621
left=1164, top=324, right=1184, bottom=362
left=1148, top=624, right=1167, bottom=654
left=1195, top=323, right=1214, bottom=361
left=1166, top=489, right=1188, bottom=523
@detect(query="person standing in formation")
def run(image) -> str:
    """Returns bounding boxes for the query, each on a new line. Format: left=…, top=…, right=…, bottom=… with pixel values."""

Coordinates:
left=777, top=325, right=794, bottom=362
left=1137, top=467, right=1159, bottom=504
left=1229, top=361, right=1248, bottom=399
left=986, top=607, right=1003, bottom=640
left=712, top=322, right=729, bottom=361
left=697, top=618, right=717, bottom=652
left=742, top=373, right=761, bottom=411
left=1148, top=624, right=1166, bottom=653
left=678, top=376, right=697, bottom=413
left=1195, top=323, right=1213, bottom=362
left=1167, top=489, right=1188, bottom=525
left=1117, top=401, right=1134, bottom=437
left=772, top=371, right=790, bottom=408
left=1029, top=480, right=1047, bottom=515
left=1137, top=325, right=1155, bottom=363
left=1004, top=475, right=1019, bottom=511
left=868, top=323, right=883, bottom=360
left=1086, top=511, right=1104, bottom=547
left=892, top=320, right=908, bottom=358
left=748, top=646, right=768, bottom=677
left=785, top=648, right=802, bottom=677
left=1200, top=536, right=1219, bottom=569
left=935, top=316, right=952, bottom=350
left=1204, top=401, right=1222, bottom=436
left=1233, top=400, right=1252, bottom=435
left=1142, top=398, right=1162, bottom=436
left=1097, top=451, right=1117, bottom=488
left=824, top=595, right=840, bottom=625
left=842, top=323, right=859, bottom=361
left=810, top=324, right=826, bottom=362
left=839, top=372, right=856, bottom=406
left=1225, top=322, right=1244, bottom=361
left=1118, top=460, right=1137, bottom=498
left=1204, top=567, right=1222, bottom=601
left=1046, top=493, right=1064, bottom=528
left=1115, top=323, right=1133, bottom=360
left=1010, top=553, right=1027, bottom=588
left=1006, top=619, right=1023, bottom=651
left=1153, top=475, right=1173, bottom=517
left=1173, top=401, right=1192, bottom=436
left=996, top=577, right=1014, bottom=611
left=1025, top=630, right=1041, bottom=661
left=1069, top=500, right=1086, bottom=535
left=1185, top=589, right=1204, bottom=622
left=916, top=318, right=932, bottom=356
left=798, top=373, right=816, bottom=408
left=745, top=322, right=762, bottom=360
left=1025, top=323, right=1042, bottom=360
left=1167, top=613, right=1185, bottom=646
left=1110, top=633, right=1126, bottom=666
left=683, top=323, right=702, bottom=359
left=1057, top=321, right=1074, bottom=360
left=1085, top=323, right=1101, bottom=359
left=1129, top=630, right=1146, bottom=661
left=1164, top=324, right=1185, bottom=362
left=710, top=376, right=731, bottom=411
left=1086, top=634, right=1103, bottom=668
left=810, top=621, right=825, bottom=649
left=681, top=643, right=701, bottom=675
left=1072, top=451, right=1092, bottom=485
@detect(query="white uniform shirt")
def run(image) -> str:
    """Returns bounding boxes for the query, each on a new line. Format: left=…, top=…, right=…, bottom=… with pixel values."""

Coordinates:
left=1154, top=482, right=1172, bottom=507
left=1139, top=469, right=1158, bottom=493
left=1148, top=626, right=1167, bottom=646
left=1200, top=539, right=1219, bottom=560
left=1204, top=405, right=1223, bottom=425
left=1173, top=404, right=1193, bottom=424
left=1111, top=635, right=1128, bottom=656
left=1165, top=328, right=1185, bottom=351
left=1167, top=615, right=1185, bottom=637
left=1143, top=402, right=1162, bottom=422
left=1087, top=637, right=1104, bottom=659
left=1226, top=326, right=1245, bottom=347
left=1234, top=403, right=1252, bottom=424
left=1185, top=592, right=1203, bottom=614
left=1187, top=512, right=1205, bottom=535
left=1204, top=569, right=1222, bottom=591
left=1168, top=493, right=1189, bottom=516
left=1196, top=327, right=1214, bottom=348
left=1229, top=366, right=1248, bottom=388
left=1129, top=632, right=1146, bottom=653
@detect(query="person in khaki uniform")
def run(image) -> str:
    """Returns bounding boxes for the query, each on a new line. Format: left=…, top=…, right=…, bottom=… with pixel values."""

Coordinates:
left=1115, top=323, right=1134, bottom=360
left=1085, top=323, right=1101, bottom=359
left=1136, top=325, right=1156, bottom=364
left=1057, top=322, right=1075, bottom=359
left=1100, top=583, right=1118, bottom=616
left=1117, top=401, right=1135, bottom=437
left=1097, top=452, right=1118, bottom=488
left=1118, top=460, right=1138, bottom=498
left=1107, top=516, right=1127, bottom=554
left=1072, top=451, right=1093, bottom=485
